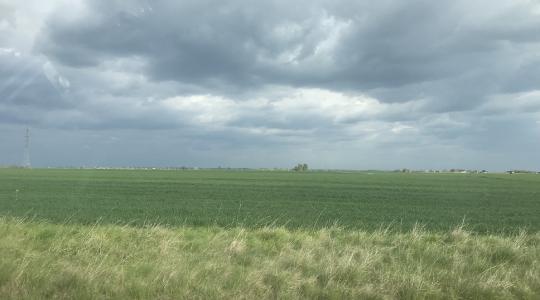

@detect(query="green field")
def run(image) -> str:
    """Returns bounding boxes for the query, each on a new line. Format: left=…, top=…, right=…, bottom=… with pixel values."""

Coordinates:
left=1, top=168, right=540, bottom=232
left=1, top=168, right=540, bottom=299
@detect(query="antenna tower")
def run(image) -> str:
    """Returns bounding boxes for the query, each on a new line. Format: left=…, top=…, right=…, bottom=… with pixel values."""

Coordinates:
left=23, top=128, right=31, bottom=168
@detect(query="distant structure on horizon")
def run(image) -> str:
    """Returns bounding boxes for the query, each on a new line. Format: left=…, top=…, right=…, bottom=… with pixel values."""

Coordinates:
left=22, top=128, right=31, bottom=168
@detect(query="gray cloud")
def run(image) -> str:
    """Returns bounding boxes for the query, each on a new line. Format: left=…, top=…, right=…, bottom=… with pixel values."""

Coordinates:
left=1, top=0, right=540, bottom=170
left=37, top=1, right=540, bottom=100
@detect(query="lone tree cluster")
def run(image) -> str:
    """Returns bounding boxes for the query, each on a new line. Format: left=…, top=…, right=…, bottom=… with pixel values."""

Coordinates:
left=292, top=163, right=309, bottom=172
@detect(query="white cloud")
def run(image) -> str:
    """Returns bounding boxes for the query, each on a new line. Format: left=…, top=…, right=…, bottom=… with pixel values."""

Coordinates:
left=272, top=88, right=384, bottom=122
left=0, top=47, right=20, bottom=56
left=311, top=14, right=352, bottom=60
left=163, top=88, right=389, bottom=128
left=481, top=90, right=540, bottom=115
left=160, top=88, right=420, bottom=141
left=43, top=61, right=70, bottom=90
left=391, top=124, right=416, bottom=134
left=163, top=94, right=238, bottom=126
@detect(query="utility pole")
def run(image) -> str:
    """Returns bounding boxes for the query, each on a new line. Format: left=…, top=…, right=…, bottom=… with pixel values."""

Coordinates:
left=23, top=128, right=31, bottom=168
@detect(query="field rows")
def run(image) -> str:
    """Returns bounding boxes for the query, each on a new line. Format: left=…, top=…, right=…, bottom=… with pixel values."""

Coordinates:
left=1, top=168, right=539, bottom=232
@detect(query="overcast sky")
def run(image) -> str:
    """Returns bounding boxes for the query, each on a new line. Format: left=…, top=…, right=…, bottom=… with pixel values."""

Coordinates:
left=1, top=0, right=539, bottom=170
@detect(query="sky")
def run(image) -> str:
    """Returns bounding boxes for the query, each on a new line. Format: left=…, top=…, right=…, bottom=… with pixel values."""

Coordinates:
left=1, top=0, right=539, bottom=170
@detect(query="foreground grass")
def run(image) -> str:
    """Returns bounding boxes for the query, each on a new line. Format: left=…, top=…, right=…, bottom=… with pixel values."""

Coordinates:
left=0, top=218, right=539, bottom=299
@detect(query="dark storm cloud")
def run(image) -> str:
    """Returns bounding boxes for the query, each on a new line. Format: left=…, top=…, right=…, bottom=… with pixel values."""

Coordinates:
left=37, top=0, right=540, bottom=107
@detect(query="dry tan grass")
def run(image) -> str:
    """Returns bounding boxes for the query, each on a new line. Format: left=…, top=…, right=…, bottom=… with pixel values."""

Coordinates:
left=0, top=217, right=539, bottom=299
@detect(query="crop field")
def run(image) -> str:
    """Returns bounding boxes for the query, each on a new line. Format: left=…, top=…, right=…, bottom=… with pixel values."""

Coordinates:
left=1, top=168, right=540, bottom=299
left=1, top=168, right=540, bottom=232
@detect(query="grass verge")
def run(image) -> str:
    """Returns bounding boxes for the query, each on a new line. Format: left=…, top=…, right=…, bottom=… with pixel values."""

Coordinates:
left=0, top=217, right=539, bottom=299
